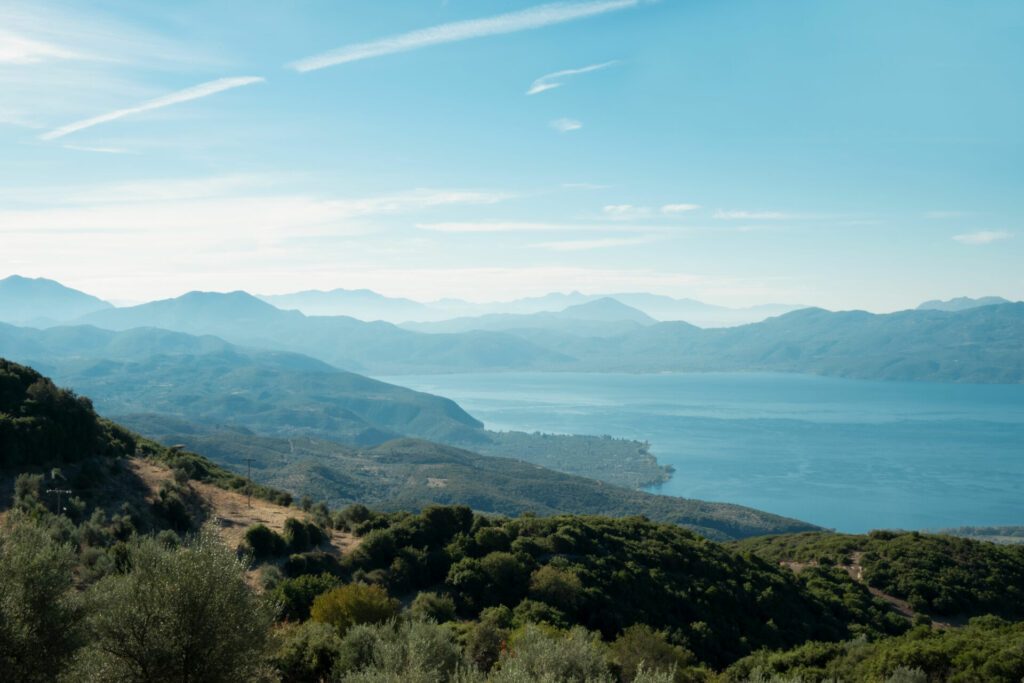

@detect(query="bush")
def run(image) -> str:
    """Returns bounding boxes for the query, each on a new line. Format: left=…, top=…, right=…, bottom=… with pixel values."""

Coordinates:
left=609, top=624, right=696, bottom=682
left=409, top=591, right=458, bottom=623
left=310, top=583, right=400, bottom=636
left=333, top=619, right=462, bottom=681
left=271, top=573, right=340, bottom=621
left=0, top=518, right=83, bottom=683
left=491, top=624, right=614, bottom=682
left=244, top=524, right=287, bottom=559
left=273, top=620, right=343, bottom=683
left=75, top=528, right=275, bottom=682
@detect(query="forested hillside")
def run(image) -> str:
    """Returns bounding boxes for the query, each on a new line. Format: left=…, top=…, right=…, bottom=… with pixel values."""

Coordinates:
left=0, top=322, right=667, bottom=488
left=2, top=359, right=1023, bottom=681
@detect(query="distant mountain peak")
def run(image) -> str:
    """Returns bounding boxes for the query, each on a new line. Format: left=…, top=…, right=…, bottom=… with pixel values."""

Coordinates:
left=0, top=274, right=112, bottom=325
left=560, top=297, right=657, bottom=323
left=917, top=296, right=1011, bottom=312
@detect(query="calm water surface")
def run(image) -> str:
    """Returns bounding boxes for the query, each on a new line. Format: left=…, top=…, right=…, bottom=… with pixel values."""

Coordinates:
left=380, top=372, right=1024, bottom=533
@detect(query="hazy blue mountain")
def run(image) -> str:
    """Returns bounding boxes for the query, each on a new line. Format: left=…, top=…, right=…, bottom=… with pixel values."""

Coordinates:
left=70, top=290, right=1024, bottom=382
left=567, top=304, right=1024, bottom=382
left=258, top=285, right=803, bottom=326
left=0, top=274, right=112, bottom=325
left=402, top=297, right=656, bottom=336
left=78, top=291, right=571, bottom=373
left=0, top=322, right=483, bottom=445
left=608, top=293, right=803, bottom=327
left=917, top=296, right=1012, bottom=312
left=0, top=322, right=667, bottom=486
left=259, top=288, right=431, bottom=321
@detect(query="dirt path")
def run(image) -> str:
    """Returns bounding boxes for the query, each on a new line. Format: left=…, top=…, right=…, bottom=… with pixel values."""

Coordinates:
left=780, top=550, right=959, bottom=630
left=128, top=459, right=359, bottom=557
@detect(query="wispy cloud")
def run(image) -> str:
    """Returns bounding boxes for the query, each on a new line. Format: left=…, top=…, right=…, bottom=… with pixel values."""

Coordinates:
left=418, top=221, right=567, bottom=233
left=562, top=182, right=609, bottom=190
left=713, top=210, right=794, bottom=220
left=527, top=60, right=618, bottom=95
left=602, top=204, right=649, bottom=219
left=289, top=0, right=641, bottom=72
left=40, top=76, right=265, bottom=140
left=952, top=230, right=1012, bottom=245
left=661, top=203, right=699, bottom=214
left=551, top=117, right=582, bottom=133
left=602, top=203, right=700, bottom=219
left=62, top=144, right=135, bottom=155
left=530, top=236, right=658, bottom=251
left=0, top=30, right=81, bottom=64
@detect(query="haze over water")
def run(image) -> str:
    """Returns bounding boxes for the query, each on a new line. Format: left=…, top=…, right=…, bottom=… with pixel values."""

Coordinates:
left=382, top=372, right=1024, bottom=532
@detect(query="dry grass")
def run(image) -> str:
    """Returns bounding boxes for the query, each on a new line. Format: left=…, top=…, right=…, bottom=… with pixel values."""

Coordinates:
left=127, top=458, right=359, bottom=558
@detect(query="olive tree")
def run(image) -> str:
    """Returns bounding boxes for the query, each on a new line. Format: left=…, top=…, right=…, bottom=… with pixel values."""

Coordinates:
left=75, top=527, right=275, bottom=682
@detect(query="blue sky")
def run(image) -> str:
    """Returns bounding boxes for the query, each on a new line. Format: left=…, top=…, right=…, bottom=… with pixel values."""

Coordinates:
left=2, top=0, right=1021, bottom=310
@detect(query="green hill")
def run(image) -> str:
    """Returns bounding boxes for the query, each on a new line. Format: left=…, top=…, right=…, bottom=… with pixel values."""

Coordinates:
left=3, top=357, right=1023, bottom=681
left=120, top=414, right=809, bottom=541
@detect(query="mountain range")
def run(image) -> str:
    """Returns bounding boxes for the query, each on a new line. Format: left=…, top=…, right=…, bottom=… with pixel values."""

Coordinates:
left=76, top=291, right=1024, bottom=383
left=260, top=286, right=803, bottom=326
left=917, top=296, right=1013, bottom=312
left=2, top=275, right=1021, bottom=382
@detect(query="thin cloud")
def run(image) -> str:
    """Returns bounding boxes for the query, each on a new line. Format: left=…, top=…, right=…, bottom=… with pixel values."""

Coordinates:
left=662, top=203, right=700, bottom=214
left=527, top=60, right=618, bottom=95
left=418, top=221, right=567, bottom=233
left=952, top=230, right=1011, bottom=245
left=603, top=204, right=655, bottom=219
left=530, top=236, right=658, bottom=251
left=551, top=117, right=582, bottom=133
left=713, top=210, right=794, bottom=220
left=0, top=31, right=81, bottom=64
left=289, top=0, right=641, bottom=72
left=40, top=76, right=265, bottom=140
left=62, top=144, right=135, bottom=155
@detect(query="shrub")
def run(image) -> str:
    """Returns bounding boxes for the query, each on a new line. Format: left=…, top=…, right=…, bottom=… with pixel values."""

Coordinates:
left=310, top=583, right=400, bottom=636
left=271, top=573, right=340, bottom=622
left=0, top=518, right=83, bottom=683
left=75, top=528, right=274, bottom=682
left=333, top=619, right=462, bottom=681
left=409, top=591, right=458, bottom=623
left=609, top=624, right=696, bottom=682
left=273, top=620, right=343, bottom=683
left=244, top=524, right=287, bottom=559
left=491, top=624, right=614, bottom=682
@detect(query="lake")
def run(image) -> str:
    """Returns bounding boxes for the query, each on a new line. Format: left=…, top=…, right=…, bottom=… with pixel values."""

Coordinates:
left=379, top=372, right=1024, bottom=533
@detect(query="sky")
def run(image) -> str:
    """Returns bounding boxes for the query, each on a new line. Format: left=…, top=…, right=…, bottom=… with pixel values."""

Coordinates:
left=2, top=0, right=1022, bottom=311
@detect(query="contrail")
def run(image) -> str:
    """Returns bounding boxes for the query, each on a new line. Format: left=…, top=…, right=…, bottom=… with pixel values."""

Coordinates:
left=41, top=76, right=265, bottom=140
left=289, top=0, right=641, bottom=73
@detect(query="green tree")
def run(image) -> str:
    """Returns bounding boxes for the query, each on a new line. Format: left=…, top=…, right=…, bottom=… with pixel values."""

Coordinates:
left=0, top=518, right=83, bottom=683
left=76, top=528, right=274, bottom=682
left=609, top=624, right=696, bottom=682
left=409, top=591, right=458, bottom=623
left=310, top=583, right=399, bottom=636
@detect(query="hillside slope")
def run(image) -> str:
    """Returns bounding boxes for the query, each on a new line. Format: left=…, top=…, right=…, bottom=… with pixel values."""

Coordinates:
left=0, top=323, right=667, bottom=487
left=121, top=414, right=813, bottom=541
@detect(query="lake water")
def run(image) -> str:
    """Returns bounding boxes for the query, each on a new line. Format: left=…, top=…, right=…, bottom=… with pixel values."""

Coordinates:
left=379, top=372, right=1024, bottom=533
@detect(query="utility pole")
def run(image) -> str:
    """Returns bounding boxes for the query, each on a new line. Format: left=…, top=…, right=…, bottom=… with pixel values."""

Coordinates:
left=46, top=488, right=72, bottom=515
